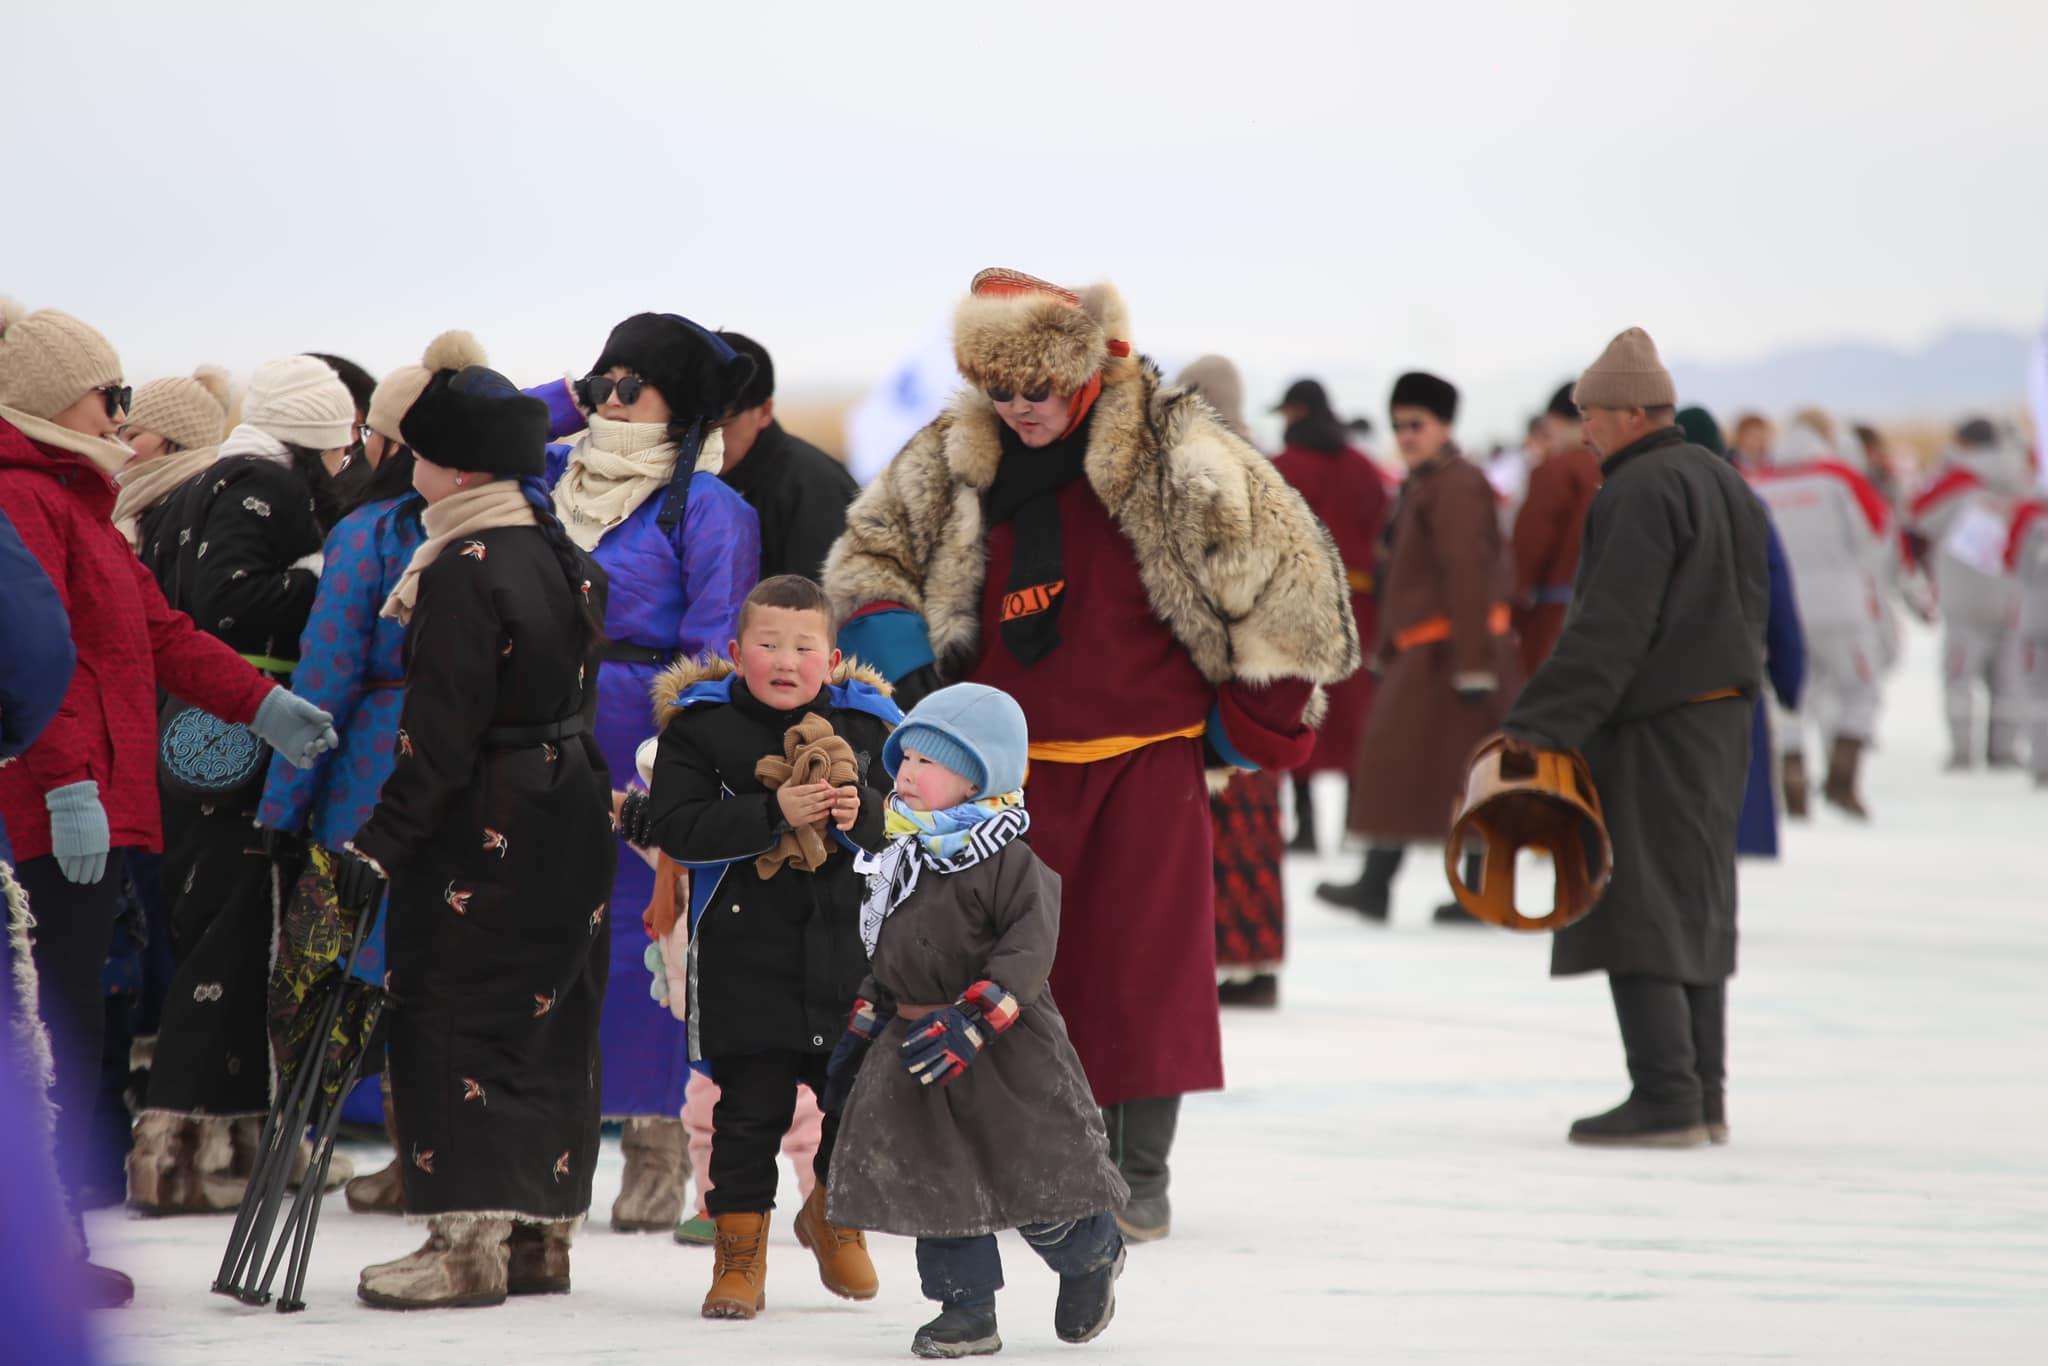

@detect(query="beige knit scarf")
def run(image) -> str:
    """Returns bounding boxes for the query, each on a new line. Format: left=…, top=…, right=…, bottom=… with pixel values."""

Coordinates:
left=552, top=414, right=724, bottom=552
left=112, top=444, right=221, bottom=549
left=381, top=478, right=538, bottom=624
left=0, top=401, right=133, bottom=475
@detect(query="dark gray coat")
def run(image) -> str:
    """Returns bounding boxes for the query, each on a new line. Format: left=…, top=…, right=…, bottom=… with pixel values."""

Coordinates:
left=1505, top=427, right=1770, bottom=983
left=825, top=839, right=1128, bottom=1238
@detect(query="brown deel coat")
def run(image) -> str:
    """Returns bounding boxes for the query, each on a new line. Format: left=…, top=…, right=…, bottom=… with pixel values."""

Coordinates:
left=1348, top=451, right=1521, bottom=843
left=1512, top=443, right=1604, bottom=675
left=826, top=839, right=1127, bottom=1239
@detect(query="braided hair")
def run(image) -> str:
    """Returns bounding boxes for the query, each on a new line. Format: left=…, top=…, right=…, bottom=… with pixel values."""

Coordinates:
left=515, top=475, right=607, bottom=647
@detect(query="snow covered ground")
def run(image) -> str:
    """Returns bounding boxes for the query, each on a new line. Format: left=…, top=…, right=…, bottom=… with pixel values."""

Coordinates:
left=92, top=625, right=2048, bottom=1364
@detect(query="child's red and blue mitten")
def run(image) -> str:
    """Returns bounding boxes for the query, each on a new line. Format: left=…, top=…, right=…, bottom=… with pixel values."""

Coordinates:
left=900, top=980, right=1019, bottom=1088
left=820, top=998, right=884, bottom=1112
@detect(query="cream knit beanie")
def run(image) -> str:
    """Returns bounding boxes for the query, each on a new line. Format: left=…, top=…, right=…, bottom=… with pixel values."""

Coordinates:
left=366, top=330, right=486, bottom=442
left=0, top=297, right=123, bottom=420
left=127, top=365, right=232, bottom=452
left=241, top=355, right=355, bottom=450
left=1572, top=327, right=1676, bottom=411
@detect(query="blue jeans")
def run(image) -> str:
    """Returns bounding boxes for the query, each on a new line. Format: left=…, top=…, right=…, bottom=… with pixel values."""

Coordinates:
left=915, top=1212, right=1122, bottom=1307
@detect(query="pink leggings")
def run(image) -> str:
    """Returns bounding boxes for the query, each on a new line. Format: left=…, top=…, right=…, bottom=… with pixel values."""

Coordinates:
left=682, top=1069, right=824, bottom=1217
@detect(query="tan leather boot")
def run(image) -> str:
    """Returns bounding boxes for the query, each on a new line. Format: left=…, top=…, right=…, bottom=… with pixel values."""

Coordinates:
left=792, top=1184, right=878, bottom=1300
left=611, top=1115, right=688, bottom=1231
left=507, top=1219, right=574, bottom=1295
left=346, top=1083, right=406, bottom=1213
left=702, top=1211, right=769, bottom=1319
left=358, top=1216, right=510, bottom=1310
left=1822, top=736, right=1870, bottom=820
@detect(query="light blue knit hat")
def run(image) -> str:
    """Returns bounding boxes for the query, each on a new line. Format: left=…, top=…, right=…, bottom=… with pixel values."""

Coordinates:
left=882, top=683, right=1029, bottom=800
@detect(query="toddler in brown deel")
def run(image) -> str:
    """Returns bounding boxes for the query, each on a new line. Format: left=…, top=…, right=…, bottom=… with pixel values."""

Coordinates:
left=820, top=683, right=1128, bottom=1359
left=617, top=574, right=901, bottom=1320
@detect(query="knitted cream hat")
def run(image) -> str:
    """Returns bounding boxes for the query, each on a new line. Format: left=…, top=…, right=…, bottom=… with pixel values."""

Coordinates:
left=1572, top=327, right=1676, bottom=410
left=0, top=297, right=123, bottom=420
left=127, top=365, right=232, bottom=452
left=366, top=330, right=486, bottom=441
left=241, top=354, right=355, bottom=449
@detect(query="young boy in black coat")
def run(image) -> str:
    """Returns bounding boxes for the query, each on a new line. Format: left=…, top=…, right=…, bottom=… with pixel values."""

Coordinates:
left=619, top=573, right=900, bottom=1320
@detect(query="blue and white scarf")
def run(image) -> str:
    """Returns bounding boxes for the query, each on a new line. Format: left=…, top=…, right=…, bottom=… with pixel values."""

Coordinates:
left=855, top=791, right=1030, bottom=956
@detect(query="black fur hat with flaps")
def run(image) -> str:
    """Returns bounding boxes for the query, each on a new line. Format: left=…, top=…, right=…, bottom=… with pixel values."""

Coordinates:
left=584, top=312, right=756, bottom=422
left=1389, top=370, right=1459, bottom=424
left=399, top=364, right=548, bottom=477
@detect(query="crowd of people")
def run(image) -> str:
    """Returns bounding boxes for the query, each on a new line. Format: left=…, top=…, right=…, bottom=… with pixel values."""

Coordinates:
left=0, top=273, right=2040, bottom=1359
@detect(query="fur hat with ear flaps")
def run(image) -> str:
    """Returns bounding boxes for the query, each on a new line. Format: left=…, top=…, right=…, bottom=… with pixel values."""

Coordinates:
left=951, top=268, right=1135, bottom=396
left=367, top=330, right=487, bottom=442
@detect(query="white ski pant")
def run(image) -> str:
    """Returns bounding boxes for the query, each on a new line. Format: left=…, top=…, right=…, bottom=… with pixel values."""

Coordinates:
left=1775, top=625, right=1882, bottom=753
left=1943, top=622, right=2023, bottom=764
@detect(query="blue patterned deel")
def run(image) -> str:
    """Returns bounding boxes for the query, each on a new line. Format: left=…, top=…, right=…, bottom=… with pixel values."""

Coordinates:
left=159, top=703, right=267, bottom=795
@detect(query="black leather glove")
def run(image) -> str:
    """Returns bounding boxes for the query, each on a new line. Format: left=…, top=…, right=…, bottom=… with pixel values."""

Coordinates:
left=332, top=845, right=387, bottom=913
left=262, top=826, right=308, bottom=864
left=616, top=790, right=654, bottom=846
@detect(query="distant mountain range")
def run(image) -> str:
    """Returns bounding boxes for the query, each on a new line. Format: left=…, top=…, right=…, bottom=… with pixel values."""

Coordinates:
left=1671, top=328, right=2033, bottom=422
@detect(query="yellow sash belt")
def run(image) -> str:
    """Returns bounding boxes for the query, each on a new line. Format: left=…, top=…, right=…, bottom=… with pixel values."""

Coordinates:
left=1027, top=722, right=1207, bottom=766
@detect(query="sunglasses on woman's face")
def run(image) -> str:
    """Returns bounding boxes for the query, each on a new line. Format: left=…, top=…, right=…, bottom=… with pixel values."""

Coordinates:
left=582, top=374, right=653, bottom=408
left=986, top=383, right=1053, bottom=405
left=100, top=385, right=132, bottom=419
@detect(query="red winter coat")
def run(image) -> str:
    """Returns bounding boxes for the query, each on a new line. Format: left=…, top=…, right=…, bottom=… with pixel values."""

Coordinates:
left=0, top=419, right=275, bottom=863
left=1271, top=442, right=1392, bottom=775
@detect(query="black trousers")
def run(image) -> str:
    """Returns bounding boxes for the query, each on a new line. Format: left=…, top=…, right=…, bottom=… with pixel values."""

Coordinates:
left=917, top=1212, right=1123, bottom=1307
left=705, top=1049, right=836, bottom=1215
left=7, top=854, right=126, bottom=1235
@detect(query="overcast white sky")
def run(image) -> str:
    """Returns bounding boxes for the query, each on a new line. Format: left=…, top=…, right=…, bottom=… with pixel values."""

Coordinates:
left=8, top=0, right=2046, bottom=442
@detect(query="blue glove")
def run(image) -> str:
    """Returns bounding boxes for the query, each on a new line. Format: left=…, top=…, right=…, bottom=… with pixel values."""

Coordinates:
left=899, top=980, right=1018, bottom=1088
left=251, top=688, right=339, bottom=768
left=643, top=941, right=670, bottom=1005
left=44, top=780, right=109, bottom=885
left=819, top=999, right=883, bottom=1112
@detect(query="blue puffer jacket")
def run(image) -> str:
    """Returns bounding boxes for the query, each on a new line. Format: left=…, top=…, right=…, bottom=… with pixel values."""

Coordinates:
left=1738, top=515, right=1807, bottom=858
left=257, top=494, right=426, bottom=850
left=533, top=381, right=761, bottom=1115
left=0, top=504, right=75, bottom=867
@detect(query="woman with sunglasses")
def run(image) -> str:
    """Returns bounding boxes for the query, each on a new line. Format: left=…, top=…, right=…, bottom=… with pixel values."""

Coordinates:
left=0, top=299, right=336, bottom=1305
left=128, top=354, right=360, bottom=1214
left=826, top=269, right=1357, bottom=1245
left=254, top=333, right=478, bottom=1217
left=525, top=312, right=759, bottom=1233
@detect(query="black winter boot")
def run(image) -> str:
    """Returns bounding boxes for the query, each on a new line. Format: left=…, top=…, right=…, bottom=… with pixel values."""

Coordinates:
left=1106, top=1096, right=1179, bottom=1242
left=1569, top=975, right=1708, bottom=1148
left=1287, top=776, right=1318, bottom=854
left=1686, top=981, right=1729, bottom=1144
left=913, top=1302, right=1001, bottom=1358
left=1217, top=973, right=1279, bottom=1008
left=1434, top=850, right=1486, bottom=924
left=1054, top=1244, right=1126, bottom=1344
left=1316, top=846, right=1403, bottom=921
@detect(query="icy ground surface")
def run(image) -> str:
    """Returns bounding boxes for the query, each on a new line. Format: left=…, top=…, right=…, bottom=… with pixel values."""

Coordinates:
left=94, top=627, right=2047, bottom=1363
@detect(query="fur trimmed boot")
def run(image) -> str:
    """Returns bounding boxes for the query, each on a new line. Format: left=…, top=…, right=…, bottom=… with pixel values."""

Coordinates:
left=127, top=1112, right=244, bottom=1215
left=358, top=1216, right=511, bottom=1310
left=612, top=1115, right=688, bottom=1232
left=793, top=1184, right=878, bottom=1300
left=347, top=1083, right=406, bottom=1214
left=506, top=1219, right=574, bottom=1295
left=703, top=1211, right=769, bottom=1319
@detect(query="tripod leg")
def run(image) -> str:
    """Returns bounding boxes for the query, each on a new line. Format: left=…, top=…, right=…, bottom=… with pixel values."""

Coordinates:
left=278, top=994, right=385, bottom=1312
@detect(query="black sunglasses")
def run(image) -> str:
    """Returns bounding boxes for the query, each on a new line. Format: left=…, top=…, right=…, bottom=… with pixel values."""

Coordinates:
left=581, top=373, right=654, bottom=409
left=986, top=382, right=1053, bottom=405
left=100, top=385, right=132, bottom=419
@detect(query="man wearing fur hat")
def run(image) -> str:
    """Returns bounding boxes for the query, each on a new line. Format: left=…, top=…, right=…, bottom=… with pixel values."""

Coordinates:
left=825, top=269, right=1356, bottom=1241
left=1319, top=371, right=1519, bottom=924
left=1504, top=328, right=1769, bottom=1148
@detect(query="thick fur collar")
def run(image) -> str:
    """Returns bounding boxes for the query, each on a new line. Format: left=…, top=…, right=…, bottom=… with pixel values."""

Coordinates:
left=825, top=361, right=1360, bottom=689
left=649, top=653, right=893, bottom=727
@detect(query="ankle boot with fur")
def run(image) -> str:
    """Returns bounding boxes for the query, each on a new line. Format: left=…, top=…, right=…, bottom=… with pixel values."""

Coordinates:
left=612, top=1115, right=688, bottom=1232
left=704, top=1211, right=769, bottom=1319
left=127, top=1113, right=243, bottom=1215
left=793, top=1184, right=878, bottom=1300
left=506, top=1220, right=573, bottom=1295
left=358, top=1216, right=511, bottom=1310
